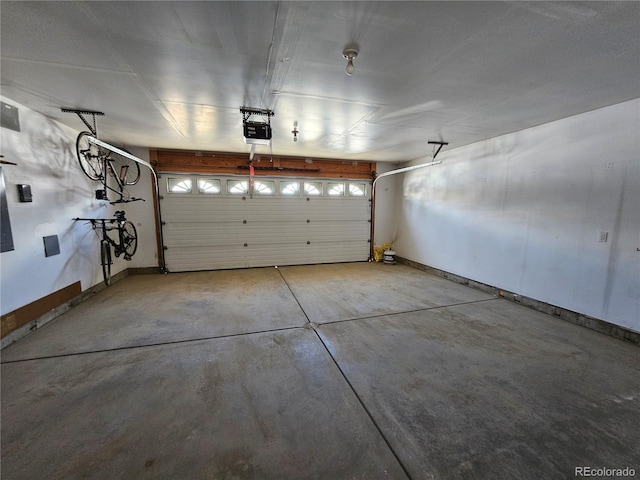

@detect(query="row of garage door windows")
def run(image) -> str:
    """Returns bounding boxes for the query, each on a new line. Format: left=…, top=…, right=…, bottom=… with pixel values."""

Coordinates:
left=167, top=177, right=369, bottom=197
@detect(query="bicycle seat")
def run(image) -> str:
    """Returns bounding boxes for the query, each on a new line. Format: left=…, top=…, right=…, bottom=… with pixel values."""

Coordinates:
left=114, top=210, right=126, bottom=220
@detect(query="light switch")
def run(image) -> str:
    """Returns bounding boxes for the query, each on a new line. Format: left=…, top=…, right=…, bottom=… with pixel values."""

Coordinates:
left=17, top=184, right=32, bottom=202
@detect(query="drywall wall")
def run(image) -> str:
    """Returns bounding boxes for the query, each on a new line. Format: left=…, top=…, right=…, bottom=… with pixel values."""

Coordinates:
left=0, top=97, right=152, bottom=316
left=394, top=100, right=640, bottom=332
left=116, top=146, right=159, bottom=270
left=373, top=162, right=400, bottom=251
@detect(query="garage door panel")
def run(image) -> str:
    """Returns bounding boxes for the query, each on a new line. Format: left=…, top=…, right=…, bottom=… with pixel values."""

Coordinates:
left=164, top=225, right=369, bottom=248
left=296, top=241, right=370, bottom=264
left=162, top=199, right=370, bottom=224
left=307, top=222, right=370, bottom=242
left=244, top=241, right=370, bottom=267
left=242, top=200, right=369, bottom=222
left=163, top=223, right=247, bottom=247
left=241, top=198, right=304, bottom=217
left=164, top=245, right=249, bottom=272
left=165, top=241, right=369, bottom=272
left=305, top=200, right=370, bottom=219
left=160, top=174, right=371, bottom=272
left=161, top=197, right=245, bottom=223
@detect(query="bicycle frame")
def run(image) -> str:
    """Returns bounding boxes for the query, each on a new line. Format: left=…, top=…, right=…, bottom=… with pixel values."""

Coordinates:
left=94, top=154, right=138, bottom=204
left=73, top=211, right=138, bottom=285
left=98, top=219, right=121, bottom=254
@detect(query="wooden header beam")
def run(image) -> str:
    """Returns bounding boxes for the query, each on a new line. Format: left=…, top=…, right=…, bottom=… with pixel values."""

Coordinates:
left=150, top=149, right=376, bottom=180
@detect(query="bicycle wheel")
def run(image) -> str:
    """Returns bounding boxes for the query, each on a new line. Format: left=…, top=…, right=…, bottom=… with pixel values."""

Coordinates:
left=111, top=148, right=141, bottom=185
left=121, top=221, right=138, bottom=260
left=100, top=239, right=112, bottom=286
left=76, top=131, right=104, bottom=181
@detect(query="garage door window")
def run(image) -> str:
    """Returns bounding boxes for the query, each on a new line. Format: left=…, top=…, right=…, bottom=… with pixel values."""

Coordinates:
left=254, top=180, right=275, bottom=195
left=281, top=181, right=300, bottom=195
left=197, top=179, right=221, bottom=194
left=349, top=183, right=366, bottom=196
left=168, top=178, right=193, bottom=193
left=228, top=180, right=249, bottom=194
left=304, top=182, right=322, bottom=196
left=328, top=182, right=345, bottom=196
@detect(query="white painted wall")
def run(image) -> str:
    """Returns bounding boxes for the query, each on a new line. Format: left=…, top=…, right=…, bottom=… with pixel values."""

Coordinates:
left=0, top=98, right=155, bottom=316
left=117, top=147, right=159, bottom=270
left=372, top=162, right=400, bottom=250
left=393, top=100, right=640, bottom=331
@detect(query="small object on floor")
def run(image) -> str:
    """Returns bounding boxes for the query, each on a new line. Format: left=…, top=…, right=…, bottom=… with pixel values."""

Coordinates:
left=383, top=250, right=396, bottom=264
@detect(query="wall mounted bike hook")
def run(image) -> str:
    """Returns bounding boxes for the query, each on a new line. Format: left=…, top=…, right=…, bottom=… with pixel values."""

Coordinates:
left=427, top=140, right=449, bottom=160
left=61, top=108, right=104, bottom=136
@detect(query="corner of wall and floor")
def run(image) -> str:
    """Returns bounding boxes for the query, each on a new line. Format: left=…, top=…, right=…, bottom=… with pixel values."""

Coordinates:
left=397, top=256, right=639, bottom=346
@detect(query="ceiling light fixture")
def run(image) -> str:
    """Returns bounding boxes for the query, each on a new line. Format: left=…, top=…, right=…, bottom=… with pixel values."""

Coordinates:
left=292, top=122, right=299, bottom=142
left=342, top=48, right=358, bottom=75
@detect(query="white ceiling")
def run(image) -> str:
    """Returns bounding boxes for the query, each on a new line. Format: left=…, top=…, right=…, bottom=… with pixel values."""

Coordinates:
left=1, top=1, right=638, bottom=163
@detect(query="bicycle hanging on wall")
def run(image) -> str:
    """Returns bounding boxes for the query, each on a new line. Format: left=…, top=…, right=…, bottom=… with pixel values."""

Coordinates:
left=63, top=107, right=167, bottom=277
left=63, top=108, right=143, bottom=204
left=73, top=211, right=138, bottom=286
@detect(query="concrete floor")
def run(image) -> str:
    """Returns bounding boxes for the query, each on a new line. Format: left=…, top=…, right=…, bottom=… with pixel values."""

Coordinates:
left=2, top=262, right=639, bottom=479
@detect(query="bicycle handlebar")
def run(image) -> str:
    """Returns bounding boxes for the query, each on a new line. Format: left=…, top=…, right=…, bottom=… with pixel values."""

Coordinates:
left=109, top=197, right=145, bottom=205
left=74, top=210, right=129, bottom=223
left=73, top=217, right=118, bottom=222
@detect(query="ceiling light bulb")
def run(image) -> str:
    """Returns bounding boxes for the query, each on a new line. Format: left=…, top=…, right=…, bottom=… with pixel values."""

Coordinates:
left=342, top=48, right=358, bottom=76
left=346, top=59, right=355, bottom=75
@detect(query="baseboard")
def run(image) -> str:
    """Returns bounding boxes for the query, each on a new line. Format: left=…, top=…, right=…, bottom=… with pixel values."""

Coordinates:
left=1, top=269, right=128, bottom=350
left=397, top=256, right=639, bottom=345
left=128, top=267, right=163, bottom=275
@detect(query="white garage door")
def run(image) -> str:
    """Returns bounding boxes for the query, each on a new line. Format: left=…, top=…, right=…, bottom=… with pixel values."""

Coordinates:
left=159, top=173, right=371, bottom=272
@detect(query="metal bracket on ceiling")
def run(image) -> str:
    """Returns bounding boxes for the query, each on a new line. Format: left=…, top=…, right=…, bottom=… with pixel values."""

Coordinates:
left=61, top=108, right=104, bottom=136
left=428, top=140, right=449, bottom=159
left=240, top=106, right=274, bottom=124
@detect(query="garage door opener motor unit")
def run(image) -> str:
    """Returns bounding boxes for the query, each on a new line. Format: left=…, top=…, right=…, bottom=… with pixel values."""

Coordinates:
left=240, top=107, right=274, bottom=146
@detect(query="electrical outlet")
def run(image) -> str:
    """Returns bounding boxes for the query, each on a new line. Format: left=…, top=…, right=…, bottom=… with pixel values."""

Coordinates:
left=598, top=231, right=609, bottom=243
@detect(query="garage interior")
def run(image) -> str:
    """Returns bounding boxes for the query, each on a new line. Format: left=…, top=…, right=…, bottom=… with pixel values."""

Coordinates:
left=1, top=2, right=639, bottom=479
